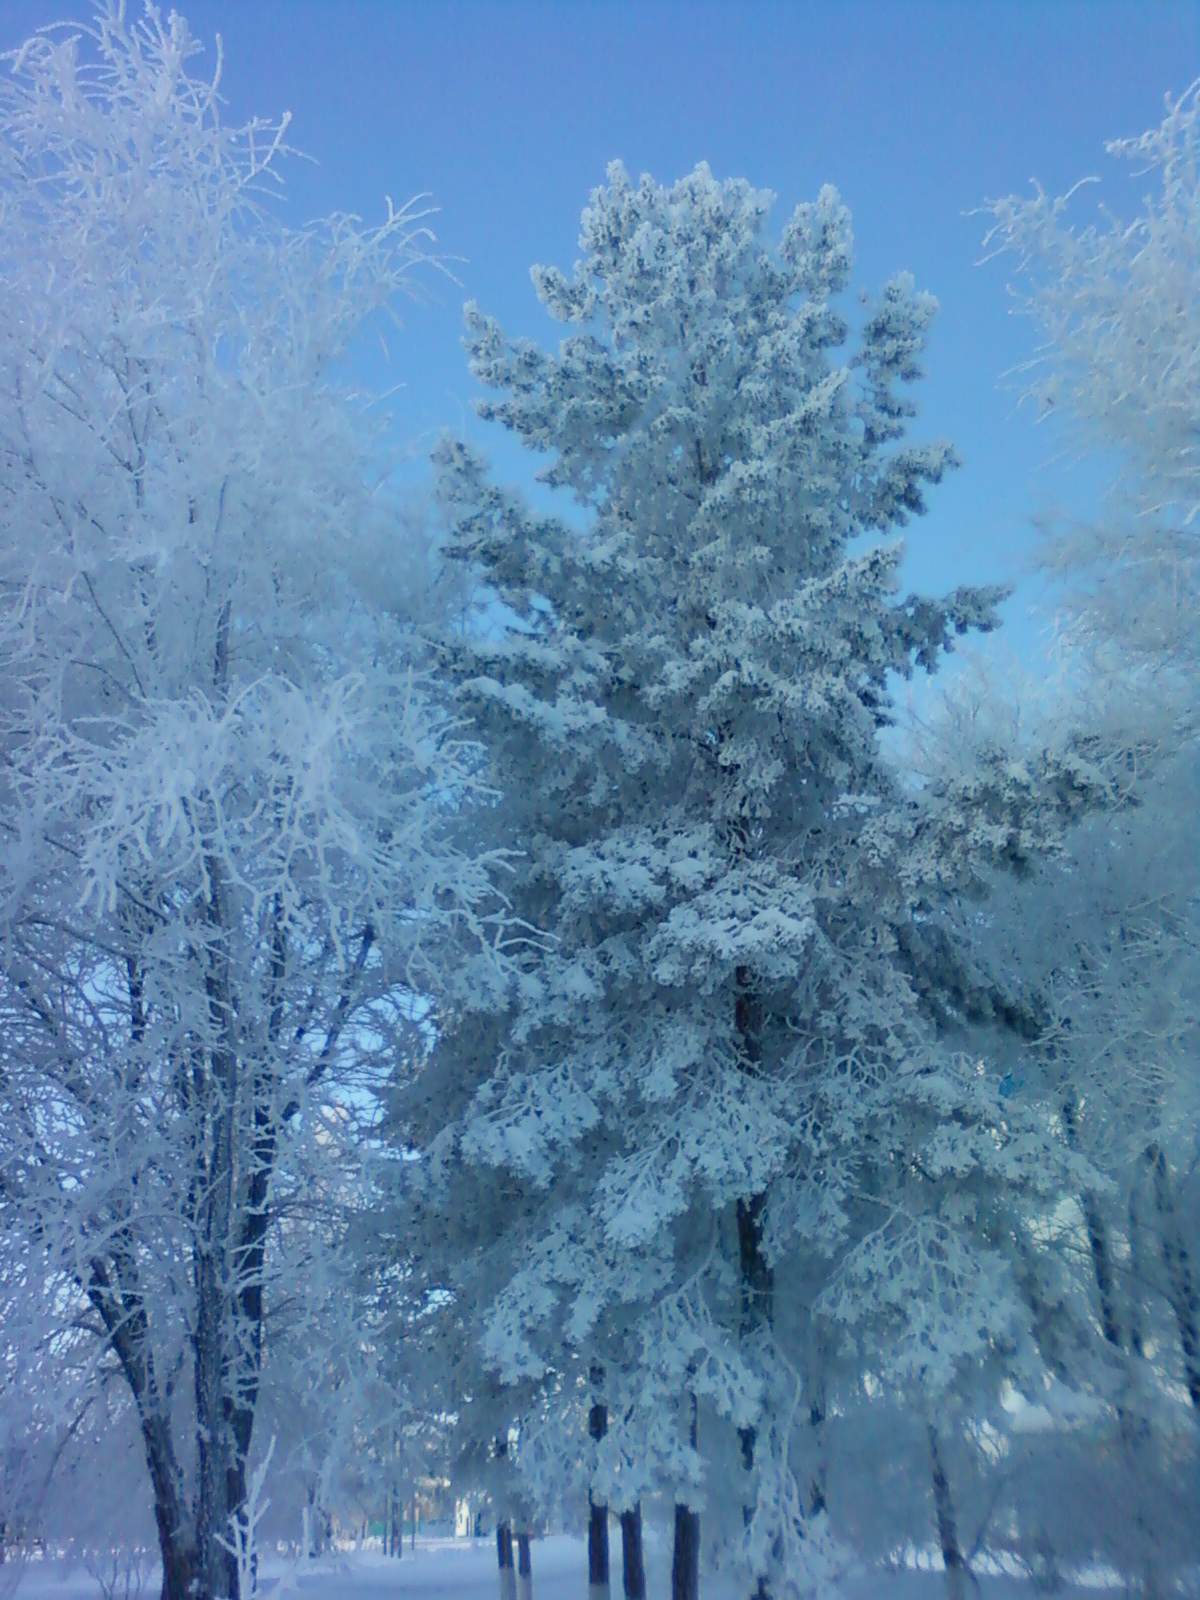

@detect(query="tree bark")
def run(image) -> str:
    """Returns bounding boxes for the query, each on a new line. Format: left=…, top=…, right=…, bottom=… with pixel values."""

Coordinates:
left=588, top=1500, right=610, bottom=1600
left=194, top=1238, right=231, bottom=1599
left=497, top=1522, right=517, bottom=1600
left=87, top=1256, right=197, bottom=1600
left=1150, top=1145, right=1200, bottom=1407
left=620, top=1505, right=645, bottom=1600
left=807, top=1377, right=828, bottom=1518
left=195, top=851, right=241, bottom=1600
left=928, top=1424, right=966, bottom=1600
left=1063, top=1097, right=1122, bottom=1348
left=388, top=1486, right=401, bottom=1556
left=1128, top=1179, right=1147, bottom=1361
left=672, top=1502, right=700, bottom=1600
left=673, top=1389, right=700, bottom=1600
left=734, top=964, right=775, bottom=1599
left=588, top=1369, right=610, bottom=1600
left=517, top=1531, right=533, bottom=1600
left=736, top=1194, right=774, bottom=1333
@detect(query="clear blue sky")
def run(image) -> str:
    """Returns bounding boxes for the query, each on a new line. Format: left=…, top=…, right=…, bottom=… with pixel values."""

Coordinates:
left=5, top=1, right=1197, bottom=626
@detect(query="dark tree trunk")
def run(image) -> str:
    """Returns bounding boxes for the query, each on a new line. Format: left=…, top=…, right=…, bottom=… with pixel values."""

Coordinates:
left=86, top=1257, right=198, bottom=1600
left=145, top=1411, right=198, bottom=1600
left=1023, top=1528, right=1063, bottom=1594
left=158, top=1535, right=199, bottom=1600
left=1011, top=1226, right=1073, bottom=1382
left=194, top=1238, right=233, bottom=1598
left=1082, top=1190, right=1122, bottom=1347
left=388, top=1486, right=401, bottom=1556
left=672, top=1503, right=700, bottom=1600
left=734, top=962, right=774, bottom=1600
left=497, top=1522, right=516, bottom=1600
left=807, top=1378, right=827, bottom=1517
left=736, top=1195, right=774, bottom=1332
left=1128, top=1180, right=1147, bottom=1360
left=1063, top=1097, right=1122, bottom=1348
left=588, top=1369, right=610, bottom=1599
left=738, top=1422, right=756, bottom=1529
left=672, top=1390, right=701, bottom=1600
left=517, top=1531, right=533, bottom=1600
left=1150, top=1145, right=1200, bottom=1407
left=928, top=1425, right=966, bottom=1600
left=196, top=852, right=241, bottom=1600
left=620, top=1505, right=645, bottom=1600
left=588, top=1502, right=610, bottom=1599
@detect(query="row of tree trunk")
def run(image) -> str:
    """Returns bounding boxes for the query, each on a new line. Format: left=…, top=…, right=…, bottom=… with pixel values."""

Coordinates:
left=585, top=1371, right=690, bottom=1600
left=495, top=1490, right=732, bottom=1600
left=495, top=1522, right=534, bottom=1600
left=581, top=1491, right=698, bottom=1600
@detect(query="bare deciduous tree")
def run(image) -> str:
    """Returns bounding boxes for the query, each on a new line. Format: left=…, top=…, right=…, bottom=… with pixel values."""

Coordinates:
left=0, top=7, right=501, bottom=1595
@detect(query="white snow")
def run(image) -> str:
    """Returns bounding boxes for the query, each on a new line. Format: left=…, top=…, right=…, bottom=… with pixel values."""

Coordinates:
left=5, top=1535, right=1128, bottom=1600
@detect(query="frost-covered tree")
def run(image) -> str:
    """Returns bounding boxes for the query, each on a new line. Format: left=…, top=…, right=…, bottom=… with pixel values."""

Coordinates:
left=394, top=159, right=1109, bottom=1599
left=980, top=78, right=1200, bottom=693
left=903, top=652, right=1200, bottom=1589
left=0, top=8, right=501, bottom=1597
left=918, top=84, right=1200, bottom=1585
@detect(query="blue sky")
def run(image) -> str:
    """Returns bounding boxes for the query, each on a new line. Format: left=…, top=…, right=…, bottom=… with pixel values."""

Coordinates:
left=6, top=0, right=1197, bottom=632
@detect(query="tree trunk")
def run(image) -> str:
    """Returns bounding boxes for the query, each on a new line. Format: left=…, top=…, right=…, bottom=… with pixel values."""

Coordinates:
left=732, top=953, right=780, bottom=1593
left=497, top=1522, right=517, bottom=1600
left=1024, top=1528, right=1063, bottom=1593
left=158, top=1535, right=199, bottom=1600
left=86, top=1259, right=197, bottom=1600
left=1150, top=1146, right=1200, bottom=1407
left=733, top=965, right=774, bottom=1599
left=144, top=1412, right=198, bottom=1600
left=1128, top=1179, right=1148, bottom=1360
left=736, top=1193, right=774, bottom=1332
left=672, top=1503, right=700, bottom=1600
left=620, top=1506, right=645, bottom=1600
left=735, top=1188, right=773, bottom=1598
left=588, top=1369, right=610, bottom=1600
left=588, top=1500, right=610, bottom=1600
left=928, top=1425, right=966, bottom=1600
left=195, top=850, right=245, bottom=1600
left=1063, top=1097, right=1122, bottom=1348
left=194, top=1240, right=233, bottom=1599
left=517, top=1532, right=534, bottom=1600
left=807, top=1377, right=827, bottom=1518
left=673, top=1389, right=700, bottom=1600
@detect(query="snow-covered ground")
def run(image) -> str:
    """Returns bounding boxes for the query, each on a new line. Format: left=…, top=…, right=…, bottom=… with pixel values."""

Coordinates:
left=3, top=1534, right=1128, bottom=1600
left=6, top=1536, right=590, bottom=1600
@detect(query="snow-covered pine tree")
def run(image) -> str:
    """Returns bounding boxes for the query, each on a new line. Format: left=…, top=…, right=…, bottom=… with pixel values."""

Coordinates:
left=414, top=160, right=1077, bottom=1598
left=0, top=8, right=502, bottom=1596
